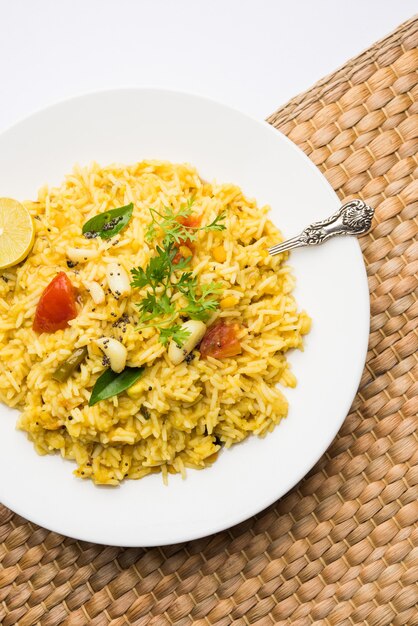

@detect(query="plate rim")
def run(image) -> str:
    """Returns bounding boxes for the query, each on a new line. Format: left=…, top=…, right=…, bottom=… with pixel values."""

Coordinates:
left=0, top=87, right=370, bottom=546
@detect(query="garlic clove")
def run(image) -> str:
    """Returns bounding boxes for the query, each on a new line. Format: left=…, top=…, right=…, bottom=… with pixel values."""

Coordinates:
left=168, top=320, right=207, bottom=365
left=106, top=262, right=131, bottom=299
left=66, top=247, right=98, bottom=263
left=95, top=337, right=127, bottom=373
left=83, top=280, right=105, bottom=305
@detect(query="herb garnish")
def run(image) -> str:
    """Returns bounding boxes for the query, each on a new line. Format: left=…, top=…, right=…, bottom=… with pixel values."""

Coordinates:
left=82, top=204, right=133, bottom=240
left=131, top=202, right=226, bottom=346
left=89, top=366, right=144, bottom=406
left=145, top=200, right=226, bottom=246
left=176, top=273, right=221, bottom=321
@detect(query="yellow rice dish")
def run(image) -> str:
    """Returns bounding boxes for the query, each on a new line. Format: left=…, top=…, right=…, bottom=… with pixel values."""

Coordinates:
left=0, top=161, right=310, bottom=485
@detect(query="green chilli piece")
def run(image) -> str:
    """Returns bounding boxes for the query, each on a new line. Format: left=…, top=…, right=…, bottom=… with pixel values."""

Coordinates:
left=82, top=203, right=134, bottom=240
left=52, top=346, right=88, bottom=382
left=89, top=366, right=144, bottom=406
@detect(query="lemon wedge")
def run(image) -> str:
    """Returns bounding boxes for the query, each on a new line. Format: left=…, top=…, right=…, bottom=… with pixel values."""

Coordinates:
left=0, top=198, right=35, bottom=270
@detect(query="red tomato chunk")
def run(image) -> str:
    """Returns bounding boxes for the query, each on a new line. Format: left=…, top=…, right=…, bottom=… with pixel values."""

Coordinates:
left=200, top=321, right=242, bottom=359
left=180, top=214, right=202, bottom=229
left=33, top=272, right=78, bottom=333
left=173, top=214, right=202, bottom=264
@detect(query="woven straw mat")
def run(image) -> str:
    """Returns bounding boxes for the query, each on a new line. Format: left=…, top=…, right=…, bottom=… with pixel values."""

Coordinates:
left=1, top=16, right=418, bottom=626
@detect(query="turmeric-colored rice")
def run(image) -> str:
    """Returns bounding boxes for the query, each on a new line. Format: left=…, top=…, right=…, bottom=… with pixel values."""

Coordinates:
left=0, top=161, right=310, bottom=484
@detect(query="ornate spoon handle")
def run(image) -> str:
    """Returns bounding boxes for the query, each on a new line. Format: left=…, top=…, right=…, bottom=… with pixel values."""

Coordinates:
left=268, top=199, right=374, bottom=256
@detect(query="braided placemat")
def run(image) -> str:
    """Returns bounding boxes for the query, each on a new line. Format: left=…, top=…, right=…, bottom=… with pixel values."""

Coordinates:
left=1, top=16, right=417, bottom=626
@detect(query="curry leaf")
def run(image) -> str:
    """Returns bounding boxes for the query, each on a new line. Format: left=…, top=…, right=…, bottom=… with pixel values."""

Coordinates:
left=89, top=366, right=144, bottom=406
left=82, top=204, right=134, bottom=240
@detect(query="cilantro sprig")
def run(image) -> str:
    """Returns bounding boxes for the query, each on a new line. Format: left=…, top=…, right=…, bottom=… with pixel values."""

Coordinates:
left=131, top=201, right=226, bottom=346
left=145, top=199, right=226, bottom=246
left=177, top=274, right=222, bottom=321
left=158, top=324, right=192, bottom=347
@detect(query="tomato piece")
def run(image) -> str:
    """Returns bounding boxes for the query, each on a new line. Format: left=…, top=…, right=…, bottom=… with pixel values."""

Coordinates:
left=173, top=251, right=181, bottom=265
left=33, top=272, right=78, bottom=333
left=172, top=214, right=202, bottom=264
left=173, top=242, right=195, bottom=264
left=180, top=214, right=202, bottom=229
left=200, top=321, right=242, bottom=359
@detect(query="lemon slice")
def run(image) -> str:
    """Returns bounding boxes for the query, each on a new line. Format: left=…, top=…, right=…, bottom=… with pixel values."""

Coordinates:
left=0, top=198, right=35, bottom=270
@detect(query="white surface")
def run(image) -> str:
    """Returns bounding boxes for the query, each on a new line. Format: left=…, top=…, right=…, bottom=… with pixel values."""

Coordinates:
left=0, top=0, right=415, bottom=130
left=0, top=89, right=369, bottom=546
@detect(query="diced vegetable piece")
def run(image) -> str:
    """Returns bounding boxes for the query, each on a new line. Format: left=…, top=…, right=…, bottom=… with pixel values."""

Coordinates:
left=89, top=366, right=144, bottom=406
left=168, top=320, right=207, bottom=365
left=127, top=376, right=151, bottom=398
left=106, top=262, right=131, bottom=299
left=200, top=321, right=242, bottom=359
left=139, top=405, right=151, bottom=419
left=66, top=247, right=98, bottom=263
left=220, top=296, right=239, bottom=309
left=178, top=245, right=193, bottom=258
left=212, top=245, right=226, bottom=263
left=173, top=244, right=194, bottom=265
left=179, top=214, right=202, bottom=229
left=172, top=214, right=202, bottom=264
left=83, top=280, right=105, bottom=305
left=52, top=346, right=88, bottom=382
left=33, top=272, right=78, bottom=333
left=95, top=337, right=127, bottom=373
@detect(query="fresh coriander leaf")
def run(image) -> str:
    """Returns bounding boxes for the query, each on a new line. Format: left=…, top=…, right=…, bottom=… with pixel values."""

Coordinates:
left=181, top=300, right=218, bottom=321
left=176, top=272, right=196, bottom=292
left=145, top=202, right=226, bottom=247
left=145, top=203, right=197, bottom=246
left=172, top=254, right=192, bottom=270
left=145, top=220, right=157, bottom=242
left=137, top=292, right=158, bottom=316
left=159, top=292, right=175, bottom=314
left=131, top=199, right=225, bottom=346
left=180, top=282, right=223, bottom=321
left=131, top=243, right=176, bottom=290
left=148, top=244, right=175, bottom=283
left=82, top=204, right=133, bottom=240
left=130, top=266, right=148, bottom=289
left=89, top=366, right=144, bottom=406
left=159, top=325, right=191, bottom=347
left=136, top=293, right=175, bottom=326
left=202, top=211, right=227, bottom=233
left=201, top=282, right=223, bottom=297
left=145, top=206, right=186, bottom=242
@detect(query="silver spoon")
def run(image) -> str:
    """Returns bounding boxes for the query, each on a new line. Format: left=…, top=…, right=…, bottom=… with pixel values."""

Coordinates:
left=268, top=199, right=374, bottom=256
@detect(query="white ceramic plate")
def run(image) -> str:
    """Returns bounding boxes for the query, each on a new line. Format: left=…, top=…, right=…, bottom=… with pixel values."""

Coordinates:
left=0, top=89, right=369, bottom=546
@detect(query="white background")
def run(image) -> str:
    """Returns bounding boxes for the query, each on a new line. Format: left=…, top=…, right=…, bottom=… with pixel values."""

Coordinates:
left=0, top=0, right=415, bottom=130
